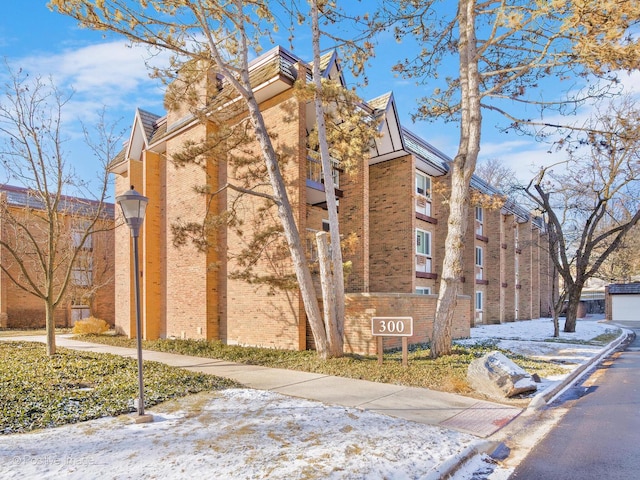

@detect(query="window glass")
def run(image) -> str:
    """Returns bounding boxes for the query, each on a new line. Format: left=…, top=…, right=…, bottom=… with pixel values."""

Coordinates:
left=415, top=172, right=431, bottom=198
left=416, top=229, right=431, bottom=256
left=475, top=246, right=483, bottom=266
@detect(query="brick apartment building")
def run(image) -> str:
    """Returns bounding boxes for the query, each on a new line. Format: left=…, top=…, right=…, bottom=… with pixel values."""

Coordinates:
left=110, top=46, right=552, bottom=355
left=0, top=185, right=115, bottom=329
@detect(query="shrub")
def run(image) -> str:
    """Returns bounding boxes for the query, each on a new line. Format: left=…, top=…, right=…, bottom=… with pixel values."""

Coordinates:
left=72, top=317, right=109, bottom=335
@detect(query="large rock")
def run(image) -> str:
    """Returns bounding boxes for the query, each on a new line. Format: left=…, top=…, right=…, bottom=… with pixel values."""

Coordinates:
left=467, top=351, right=537, bottom=399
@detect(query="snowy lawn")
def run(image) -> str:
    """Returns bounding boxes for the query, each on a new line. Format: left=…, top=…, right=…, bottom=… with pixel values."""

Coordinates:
left=0, top=389, right=476, bottom=480
left=458, top=317, right=622, bottom=385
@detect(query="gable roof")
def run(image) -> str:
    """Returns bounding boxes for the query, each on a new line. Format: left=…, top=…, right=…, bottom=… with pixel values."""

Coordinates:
left=109, top=108, right=166, bottom=174
left=608, top=283, right=640, bottom=295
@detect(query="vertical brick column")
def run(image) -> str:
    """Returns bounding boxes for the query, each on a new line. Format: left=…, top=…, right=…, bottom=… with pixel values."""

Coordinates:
left=368, top=156, right=413, bottom=293
left=464, top=201, right=477, bottom=326
left=339, top=153, right=370, bottom=293
left=432, top=175, right=449, bottom=294
left=538, top=232, right=553, bottom=317
left=531, top=225, right=541, bottom=319
left=502, top=213, right=516, bottom=322
left=142, top=150, right=165, bottom=340
left=114, top=160, right=143, bottom=337
left=519, top=219, right=533, bottom=320
left=484, top=207, right=501, bottom=323
left=164, top=124, right=210, bottom=341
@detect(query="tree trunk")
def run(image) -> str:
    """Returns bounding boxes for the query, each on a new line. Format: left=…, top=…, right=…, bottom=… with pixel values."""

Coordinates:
left=310, top=0, right=345, bottom=355
left=431, top=0, right=481, bottom=358
left=550, top=264, right=561, bottom=337
left=45, top=302, right=57, bottom=356
left=317, top=232, right=343, bottom=357
left=563, top=283, right=583, bottom=333
left=432, top=167, right=468, bottom=357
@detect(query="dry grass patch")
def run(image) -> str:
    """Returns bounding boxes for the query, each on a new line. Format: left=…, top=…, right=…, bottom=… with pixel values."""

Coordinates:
left=73, top=335, right=566, bottom=395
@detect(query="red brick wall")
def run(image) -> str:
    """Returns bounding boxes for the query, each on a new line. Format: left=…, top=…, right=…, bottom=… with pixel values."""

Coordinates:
left=531, top=225, right=541, bottom=318
left=114, top=172, right=134, bottom=336
left=339, top=155, right=370, bottom=293
left=0, top=195, right=115, bottom=329
left=369, top=156, right=414, bottom=293
left=164, top=124, right=210, bottom=340
left=518, top=219, right=533, bottom=320
left=539, top=232, right=554, bottom=316
left=344, top=293, right=471, bottom=355
left=502, top=214, right=516, bottom=321
left=484, top=207, right=502, bottom=323
left=223, top=92, right=306, bottom=349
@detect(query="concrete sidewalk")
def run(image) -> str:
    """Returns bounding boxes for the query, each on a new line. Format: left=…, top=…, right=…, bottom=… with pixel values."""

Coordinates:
left=6, top=334, right=523, bottom=439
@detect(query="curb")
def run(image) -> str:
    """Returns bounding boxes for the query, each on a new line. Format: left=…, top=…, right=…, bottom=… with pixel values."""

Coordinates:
left=439, top=326, right=634, bottom=479
left=528, top=328, right=632, bottom=410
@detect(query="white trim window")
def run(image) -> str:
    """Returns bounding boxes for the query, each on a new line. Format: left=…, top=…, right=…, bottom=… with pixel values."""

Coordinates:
left=71, top=220, right=92, bottom=250
left=416, top=287, right=431, bottom=295
left=475, top=206, right=484, bottom=236
left=416, top=228, right=432, bottom=273
left=475, top=246, right=483, bottom=280
left=475, top=290, right=483, bottom=310
left=475, top=290, right=484, bottom=324
left=415, top=171, right=432, bottom=216
left=72, top=257, right=93, bottom=287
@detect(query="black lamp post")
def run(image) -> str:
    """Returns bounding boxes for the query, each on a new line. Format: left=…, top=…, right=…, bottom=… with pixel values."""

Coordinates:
left=116, top=186, right=151, bottom=421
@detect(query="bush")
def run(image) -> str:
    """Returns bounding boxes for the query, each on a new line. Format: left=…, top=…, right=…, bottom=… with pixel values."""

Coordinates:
left=72, top=317, right=109, bottom=335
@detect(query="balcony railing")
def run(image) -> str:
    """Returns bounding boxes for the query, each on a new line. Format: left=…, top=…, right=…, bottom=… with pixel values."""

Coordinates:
left=415, top=195, right=432, bottom=217
left=416, top=254, right=432, bottom=273
left=307, top=150, right=340, bottom=188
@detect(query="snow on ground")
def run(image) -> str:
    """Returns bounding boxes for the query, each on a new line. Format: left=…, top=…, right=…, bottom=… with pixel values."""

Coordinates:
left=0, top=389, right=476, bottom=480
left=466, top=316, right=613, bottom=343
left=458, top=316, right=619, bottom=370
left=0, top=317, right=618, bottom=480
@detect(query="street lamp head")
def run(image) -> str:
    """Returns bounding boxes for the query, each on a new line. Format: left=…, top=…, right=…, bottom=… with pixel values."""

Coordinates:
left=116, top=186, right=149, bottom=237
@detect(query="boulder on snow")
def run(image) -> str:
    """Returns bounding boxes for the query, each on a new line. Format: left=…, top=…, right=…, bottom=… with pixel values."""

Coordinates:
left=467, top=351, right=537, bottom=399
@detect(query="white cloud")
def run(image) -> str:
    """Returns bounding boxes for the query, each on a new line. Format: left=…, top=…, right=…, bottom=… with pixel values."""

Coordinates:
left=617, top=70, right=640, bottom=94
left=2, top=40, right=169, bottom=188
left=30, top=41, right=165, bottom=92
left=14, top=40, right=167, bottom=122
left=479, top=138, right=533, bottom=158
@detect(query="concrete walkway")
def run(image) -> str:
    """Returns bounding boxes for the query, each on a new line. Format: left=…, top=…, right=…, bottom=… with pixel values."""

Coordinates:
left=5, top=334, right=523, bottom=438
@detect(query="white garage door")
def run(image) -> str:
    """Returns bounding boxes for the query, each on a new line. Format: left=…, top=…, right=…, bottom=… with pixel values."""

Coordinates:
left=612, top=295, right=640, bottom=322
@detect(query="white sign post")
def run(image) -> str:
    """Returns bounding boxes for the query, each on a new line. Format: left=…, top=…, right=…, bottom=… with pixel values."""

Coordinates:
left=371, top=317, right=413, bottom=367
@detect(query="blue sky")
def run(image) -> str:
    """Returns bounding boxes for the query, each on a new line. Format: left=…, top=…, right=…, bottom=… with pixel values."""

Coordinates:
left=1, top=2, right=638, bottom=194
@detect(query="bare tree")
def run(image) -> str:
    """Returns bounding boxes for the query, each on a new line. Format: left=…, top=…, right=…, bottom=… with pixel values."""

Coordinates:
left=593, top=221, right=640, bottom=283
left=475, top=157, right=518, bottom=194
left=524, top=96, right=640, bottom=333
left=0, top=66, right=113, bottom=355
left=389, top=0, right=640, bottom=356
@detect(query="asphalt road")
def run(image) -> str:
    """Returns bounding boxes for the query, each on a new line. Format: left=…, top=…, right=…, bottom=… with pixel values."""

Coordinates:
left=509, top=324, right=640, bottom=480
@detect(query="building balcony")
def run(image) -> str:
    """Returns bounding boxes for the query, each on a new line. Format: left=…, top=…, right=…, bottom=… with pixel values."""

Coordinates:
left=306, top=152, right=343, bottom=207
left=416, top=255, right=437, bottom=279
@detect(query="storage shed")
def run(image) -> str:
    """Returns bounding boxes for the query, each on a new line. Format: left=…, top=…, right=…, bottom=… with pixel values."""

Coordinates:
left=606, top=283, right=640, bottom=322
